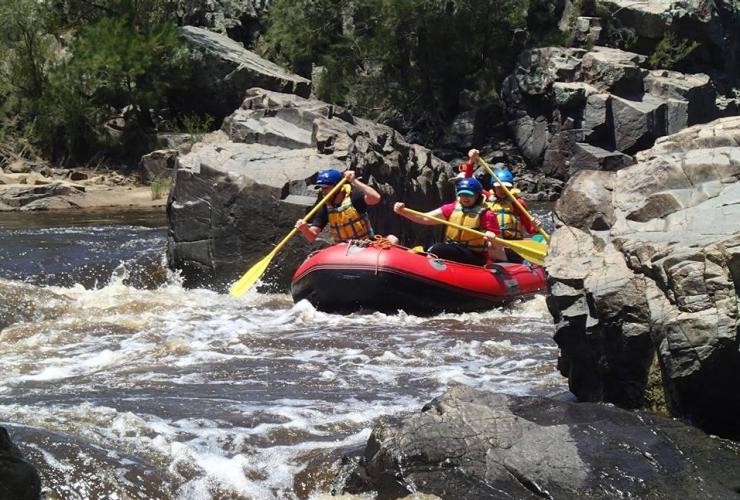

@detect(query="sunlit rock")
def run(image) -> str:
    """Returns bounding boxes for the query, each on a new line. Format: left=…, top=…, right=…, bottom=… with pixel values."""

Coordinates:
left=338, top=385, right=740, bottom=498
left=547, top=116, right=740, bottom=438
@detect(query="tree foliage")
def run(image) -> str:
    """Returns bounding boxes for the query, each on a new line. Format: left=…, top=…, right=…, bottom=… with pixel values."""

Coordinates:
left=647, top=32, right=700, bottom=71
left=260, top=0, right=528, bottom=141
left=0, top=0, right=189, bottom=164
left=0, top=0, right=54, bottom=131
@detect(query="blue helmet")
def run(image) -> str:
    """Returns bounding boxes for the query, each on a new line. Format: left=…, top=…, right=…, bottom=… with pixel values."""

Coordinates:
left=456, top=177, right=483, bottom=197
left=315, top=169, right=343, bottom=187
left=493, top=168, right=514, bottom=187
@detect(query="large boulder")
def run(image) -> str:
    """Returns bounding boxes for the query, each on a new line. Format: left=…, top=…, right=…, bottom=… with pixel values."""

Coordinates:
left=338, top=385, right=740, bottom=499
left=0, top=183, right=82, bottom=211
left=179, top=26, right=311, bottom=121
left=546, top=116, right=740, bottom=438
left=167, top=88, right=455, bottom=291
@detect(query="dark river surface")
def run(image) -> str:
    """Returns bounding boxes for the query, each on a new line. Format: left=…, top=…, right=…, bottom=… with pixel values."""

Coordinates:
left=0, top=207, right=566, bottom=499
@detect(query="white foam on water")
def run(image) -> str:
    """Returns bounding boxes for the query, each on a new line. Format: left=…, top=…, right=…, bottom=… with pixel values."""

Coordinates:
left=2, top=276, right=565, bottom=498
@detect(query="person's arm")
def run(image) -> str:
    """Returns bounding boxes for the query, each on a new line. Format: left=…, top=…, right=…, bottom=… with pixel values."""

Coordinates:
left=393, top=202, right=444, bottom=225
left=468, top=148, right=480, bottom=164
left=295, top=219, right=322, bottom=242
left=514, top=198, right=541, bottom=234
left=345, top=170, right=381, bottom=206
left=482, top=210, right=506, bottom=255
left=481, top=209, right=502, bottom=236
left=295, top=204, right=327, bottom=242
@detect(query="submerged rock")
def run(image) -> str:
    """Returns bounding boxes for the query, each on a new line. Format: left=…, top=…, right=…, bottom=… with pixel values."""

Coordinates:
left=0, top=279, right=70, bottom=332
left=338, top=385, right=740, bottom=499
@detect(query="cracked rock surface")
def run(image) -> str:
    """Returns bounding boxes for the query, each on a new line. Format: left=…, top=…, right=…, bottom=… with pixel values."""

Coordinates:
left=547, top=116, right=740, bottom=438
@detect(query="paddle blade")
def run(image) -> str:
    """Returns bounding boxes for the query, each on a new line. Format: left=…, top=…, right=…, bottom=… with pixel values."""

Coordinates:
left=501, top=239, right=548, bottom=266
left=229, top=249, right=277, bottom=298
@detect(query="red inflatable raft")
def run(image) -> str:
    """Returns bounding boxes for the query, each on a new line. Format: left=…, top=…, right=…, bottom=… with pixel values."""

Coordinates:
left=291, top=242, right=547, bottom=314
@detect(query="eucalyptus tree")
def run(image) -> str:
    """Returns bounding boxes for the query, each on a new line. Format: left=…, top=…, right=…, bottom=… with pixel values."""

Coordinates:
left=0, top=0, right=190, bottom=164
left=261, top=0, right=528, bottom=140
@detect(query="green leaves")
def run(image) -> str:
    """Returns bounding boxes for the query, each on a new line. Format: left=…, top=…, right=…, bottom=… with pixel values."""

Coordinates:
left=647, top=32, right=700, bottom=71
left=0, top=0, right=188, bottom=164
left=260, top=0, right=528, bottom=141
left=71, top=15, right=181, bottom=109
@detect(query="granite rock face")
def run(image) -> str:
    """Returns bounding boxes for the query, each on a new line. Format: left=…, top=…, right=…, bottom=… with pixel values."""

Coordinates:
left=599, top=0, right=740, bottom=79
left=179, top=26, right=311, bottom=121
left=546, top=116, right=740, bottom=438
left=502, top=46, right=719, bottom=181
left=167, top=88, right=455, bottom=290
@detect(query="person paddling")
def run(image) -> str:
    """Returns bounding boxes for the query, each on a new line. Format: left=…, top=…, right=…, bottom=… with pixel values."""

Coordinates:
left=296, top=169, right=383, bottom=243
left=457, top=148, right=480, bottom=179
left=393, top=178, right=504, bottom=266
left=487, top=167, right=542, bottom=262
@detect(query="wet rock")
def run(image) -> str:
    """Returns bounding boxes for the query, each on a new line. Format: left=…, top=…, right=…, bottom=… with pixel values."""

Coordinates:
left=546, top=116, right=740, bottom=438
left=338, top=386, right=740, bottom=499
left=0, top=427, right=41, bottom=500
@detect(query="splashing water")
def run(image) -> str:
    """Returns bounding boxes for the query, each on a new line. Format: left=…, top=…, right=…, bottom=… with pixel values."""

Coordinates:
left=0, top=210, right=565, bottom=499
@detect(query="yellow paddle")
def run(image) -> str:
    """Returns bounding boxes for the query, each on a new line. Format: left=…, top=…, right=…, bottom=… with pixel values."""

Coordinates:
left=229, top=176, right=349, bottom=297
left=400, top=207, right=547, bottom=266
left=478, top=158, right=550, bottom=242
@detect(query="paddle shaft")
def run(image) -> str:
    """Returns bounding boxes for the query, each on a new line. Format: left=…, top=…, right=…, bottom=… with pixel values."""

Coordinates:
left=478, top=158, right=550, bottom=242
left=400, top=207, right=547, bottom=265
left=230, top=176, right=349, bottom=297
left=402, top=207, right=503, bottom=245
left=282, top=177, right=349, bottom=251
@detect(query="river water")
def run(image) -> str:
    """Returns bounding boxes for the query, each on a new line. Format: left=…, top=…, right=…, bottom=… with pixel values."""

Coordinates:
left=0, top=208, right=566, bottom=499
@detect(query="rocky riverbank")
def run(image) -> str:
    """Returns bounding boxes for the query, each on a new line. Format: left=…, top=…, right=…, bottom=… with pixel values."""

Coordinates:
left=0, top=161, right=168, bottom=212
left=0, top=427, right=41, bottom=500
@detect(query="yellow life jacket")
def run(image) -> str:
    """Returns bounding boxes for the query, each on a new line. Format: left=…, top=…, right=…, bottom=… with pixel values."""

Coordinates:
left=327, top=185, right=373, bottom=242
left=444, top=200, right=488, bottom=253
left=488, top=196, right=524, bottom=239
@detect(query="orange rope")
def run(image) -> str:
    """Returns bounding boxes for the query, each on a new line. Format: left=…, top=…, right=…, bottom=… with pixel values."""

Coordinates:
left=370, top=235, right=394, bottom=249
left=371, top=236, right=393, bottom=274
